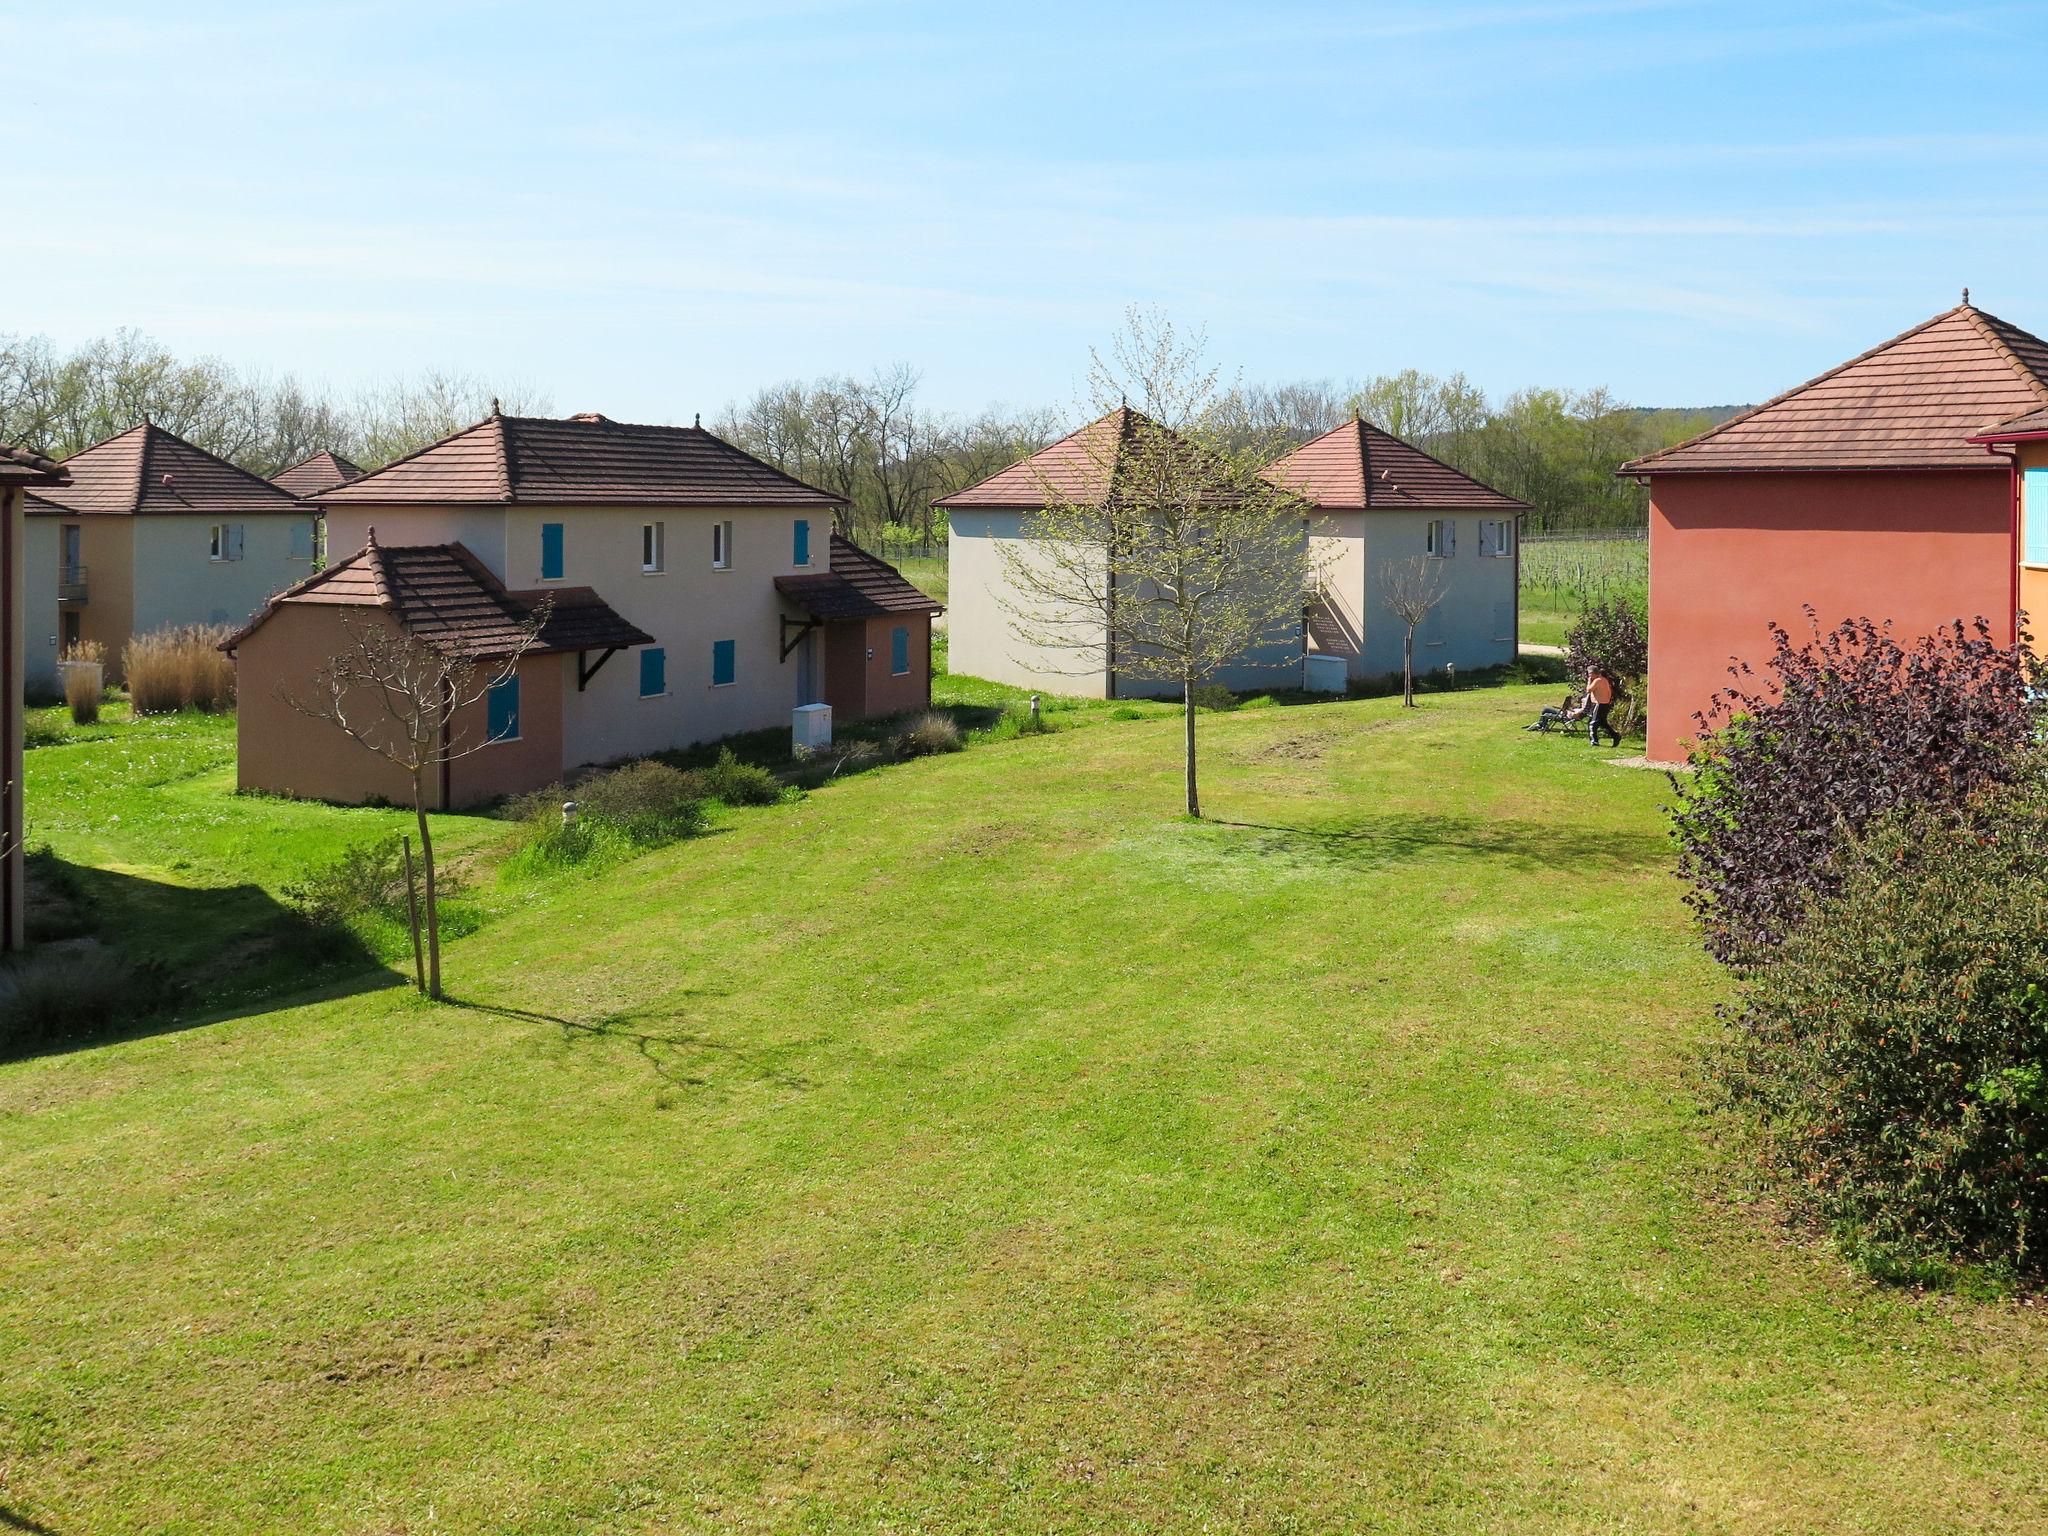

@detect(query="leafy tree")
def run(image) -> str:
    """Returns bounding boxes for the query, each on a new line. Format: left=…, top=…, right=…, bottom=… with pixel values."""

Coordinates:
left=997, top=310, right=1323, bottom=817
left=1670, top=612, right=2044, bottom=968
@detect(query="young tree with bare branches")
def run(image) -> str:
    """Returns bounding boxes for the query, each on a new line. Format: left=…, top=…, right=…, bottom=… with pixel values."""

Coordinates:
left=286, top=602, right=549, bottom=999
left=997, top=310, right=1323, bottom=818
left=1381, top=556, right=1450, bottom=707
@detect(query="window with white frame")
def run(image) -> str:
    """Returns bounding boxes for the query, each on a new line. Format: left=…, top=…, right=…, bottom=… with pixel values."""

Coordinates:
left=209, top=524, right=245, bottom=561
left=1425, top=519, right=1455, bottom=558
left=1478, top=519, right=1513, bottom=558
left=712, top=519, right=733, bottom=570
left=642, top=521, right=665, bottom=573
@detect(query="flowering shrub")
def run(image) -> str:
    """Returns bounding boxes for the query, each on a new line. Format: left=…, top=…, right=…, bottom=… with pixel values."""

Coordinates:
left=1564, top=597, right=1647, bottom=728
left=1670, top=612, right=2044, bottom=968
left=1718, top=778, right=2048, bottom=1281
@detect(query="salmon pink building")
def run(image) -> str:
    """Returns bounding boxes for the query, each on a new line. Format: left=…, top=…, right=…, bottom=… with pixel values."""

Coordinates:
left=1623, top=300, right=2048, bottom=761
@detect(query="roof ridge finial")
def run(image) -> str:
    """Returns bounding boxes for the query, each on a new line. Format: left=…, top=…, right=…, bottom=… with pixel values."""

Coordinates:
left=490, top=396, right=502, bottom=417
left=1962, top=286, right=1972, bottom=307
left=694, top=412, right=701, bottom=428
left=365, top=524, right=378, bottom=549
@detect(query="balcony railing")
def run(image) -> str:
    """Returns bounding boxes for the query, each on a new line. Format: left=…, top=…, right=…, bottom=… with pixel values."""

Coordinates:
left=57, top=564, right=87, bottom=603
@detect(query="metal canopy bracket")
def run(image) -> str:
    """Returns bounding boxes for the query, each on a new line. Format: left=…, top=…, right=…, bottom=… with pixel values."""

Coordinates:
left=577, top=647, right=621, bottom=691
left=780, top=614, right=822, bottom=661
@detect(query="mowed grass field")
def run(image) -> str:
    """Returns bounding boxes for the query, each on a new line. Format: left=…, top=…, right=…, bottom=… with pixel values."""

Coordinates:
left=6, top=687, right=2047, bottom=1533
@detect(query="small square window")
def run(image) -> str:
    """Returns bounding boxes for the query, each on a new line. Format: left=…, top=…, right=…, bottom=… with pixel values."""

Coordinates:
left=642, top=522, right=665, bottom=573
left=711, top=638, right=735, bottom=687
left=210, top=524, right=243, bottom=561
left=639, top=646, right=667, bottom=697
left=712, top=520, right=733, bottom=570
left=1426, top=519, right=1455, bottom=559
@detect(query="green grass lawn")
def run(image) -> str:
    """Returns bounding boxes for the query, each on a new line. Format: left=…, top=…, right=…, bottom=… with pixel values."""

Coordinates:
left=5, top=687, right=2046, bottom=1532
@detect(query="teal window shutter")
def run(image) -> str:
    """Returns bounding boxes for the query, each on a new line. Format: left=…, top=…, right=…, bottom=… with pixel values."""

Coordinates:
left=541, top=522, right=564, bottom=580
left=712, top=639, right=735, bottom=687
left=890, top=624, right=909, bottom=674
left=794, top=519, right=811, bottom=566
left=639, top=647, right=666, bottom=696
left=487, top=675, right=521, bottom=741
left=2026, top=469, right=2048, bottom=566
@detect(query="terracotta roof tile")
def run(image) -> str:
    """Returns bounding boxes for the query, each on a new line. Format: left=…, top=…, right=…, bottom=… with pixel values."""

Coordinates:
left=321, top=413, right=845, bottom=509
left=774, top=533, right=943, bottom=620
left=0, top=442, right=68, bottom=484
left=270, top=450, right=364, bottom=498
left=1971, top=403, right=2048, bottom=440
left=226, top=535, right=653, bottom=658
left=1264, top=418, right=1528, bottom=511
left=935, top=408, right=1138, bottom=510
left=27, top=422, right=304, bottom=516
left=1623, top=304, right=2048, bottom=475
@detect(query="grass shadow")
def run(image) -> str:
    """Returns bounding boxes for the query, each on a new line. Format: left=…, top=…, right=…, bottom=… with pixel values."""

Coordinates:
left=1205, top=810, right=1668, bottom=877
left=448, top=995, right=813, bottom=1095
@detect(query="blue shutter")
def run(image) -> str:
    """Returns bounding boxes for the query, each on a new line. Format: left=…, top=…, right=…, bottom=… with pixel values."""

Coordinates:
left=487, top=675, right=520, bottom=741
left=794, top=519, right=811, bottom=566
left=540, top=522, right=564, bottom=580
left=890, top=624, right=909, bottom=674
left=712, top=639, right=735, bottom=687
left=2027, top=468, right=2048, bottom=566
left=639, top=647, right=666, bottom=697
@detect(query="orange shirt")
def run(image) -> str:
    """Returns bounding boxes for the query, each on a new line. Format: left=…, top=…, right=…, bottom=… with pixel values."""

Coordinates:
left=1587, top=675, right=1614, bottom=705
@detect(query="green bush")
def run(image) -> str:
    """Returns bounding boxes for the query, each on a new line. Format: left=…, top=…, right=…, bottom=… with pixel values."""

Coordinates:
left=0, top=946, right=169, bottom=1056
left=892, top=712, right=963, bottom=757
left=1717, top=776, right=2048, bottom=1283
left=505, top=760, right=710, bottom=878
left=691, top=746, right=782, bottom=806
left=1190, top=683, right=1238, bottom=712
left=283, top=835, right=478, bottom=959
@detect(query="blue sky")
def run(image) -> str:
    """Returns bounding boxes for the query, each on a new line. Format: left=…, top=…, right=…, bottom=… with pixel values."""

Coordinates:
left=7, top=0, right=2046, bottom=421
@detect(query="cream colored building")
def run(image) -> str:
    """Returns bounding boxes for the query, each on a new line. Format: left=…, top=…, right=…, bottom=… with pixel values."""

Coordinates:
left=940, top=408, right=1306, bottom=698
left=1267, top=419, right=1527, bottom=680
left=2, top=443, right=70, bottom=949
left=23, top=422, right=319, bottom=691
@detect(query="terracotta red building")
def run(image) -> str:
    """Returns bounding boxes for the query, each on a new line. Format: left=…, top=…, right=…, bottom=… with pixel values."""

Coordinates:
left=1623, top=300, right=2048, bottom=761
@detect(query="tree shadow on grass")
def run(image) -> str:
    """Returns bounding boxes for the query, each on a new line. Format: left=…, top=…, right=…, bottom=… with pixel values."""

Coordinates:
left=2, top=855, right=403, bottom=1064
left=448, top=996, right=813, bottom=1095
left=0, top=1505, right=62, bottom=1535
left=1205, top=811, right=1668, bottom=877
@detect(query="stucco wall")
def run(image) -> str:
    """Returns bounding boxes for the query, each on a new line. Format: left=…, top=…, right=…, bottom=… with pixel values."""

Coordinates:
left=446, top=654, right=567, bottom=807
left=331, top=500, right=828, bottom=764
left=131, top=514, right=314, bottom=635
left=1646, top=469, right=2014, bottom=762
left=946, top=509, right=1111, bottom=698
left=1308, top=513, right=1367, bottom=663
left=1350, top=511, right=1518, bottom=682
left=21, top=517, right=57, bottom=695
left=66, top=516, right=134, bottom=675
left=822, top=613, right=930, bottom=720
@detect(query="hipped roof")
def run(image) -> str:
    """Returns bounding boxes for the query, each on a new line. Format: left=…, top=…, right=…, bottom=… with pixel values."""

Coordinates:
left=27, top=422, right=305, bottom=517
left=1264, top=418, right=1528, bottom=511
left=271, top=450, right=364, bottom=499
left=0, top=443, right=67, bottom=484
left=320, top=411, right=846, bottom=509
left=1622, top=303, right=2048, bottom=475
left=775, top=532, right=943, bottom=621
left=224, top=533, right=653, bottom=659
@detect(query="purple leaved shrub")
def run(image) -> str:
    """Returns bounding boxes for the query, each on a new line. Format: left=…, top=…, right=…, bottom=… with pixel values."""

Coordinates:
left=1670, top=611, right=2044, bottom=969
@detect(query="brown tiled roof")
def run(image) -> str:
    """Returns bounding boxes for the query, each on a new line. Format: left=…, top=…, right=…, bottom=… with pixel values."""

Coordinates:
left=0, top=443, right=68, bottom=484
left=225, top=534, right=653, bottom=658
left=27, top=422, right=305, bottom=516
left=320, top=412, right=845, bottom=509
left=936, top=408, right=1144, bottom=510
left=270, top=450, right=364, bottom=498
left=1622, top=304, right=2048, bottom=475
left=775, top=533, right=943, bottom=620
left=1265, top=418, right=1528, bottom=511
left=1971, top=404, right=2048, bottom=441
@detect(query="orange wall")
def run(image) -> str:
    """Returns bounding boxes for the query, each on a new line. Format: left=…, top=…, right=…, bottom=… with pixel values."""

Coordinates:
left=821, top=615, right=931, bottom=722
left=447, top=653, right=565, bottom=807
left=1647, top=469, right=2014, bottom=761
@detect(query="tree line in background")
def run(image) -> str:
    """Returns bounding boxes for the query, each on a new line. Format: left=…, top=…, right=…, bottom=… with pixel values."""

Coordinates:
left=0, top=328, right=1728, bottom=537
left=0, top=329, right=550, bottom=478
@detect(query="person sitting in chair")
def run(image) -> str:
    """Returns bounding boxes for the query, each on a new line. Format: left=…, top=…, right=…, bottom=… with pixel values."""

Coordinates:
left=1525, top=691, right=1587, bottom=733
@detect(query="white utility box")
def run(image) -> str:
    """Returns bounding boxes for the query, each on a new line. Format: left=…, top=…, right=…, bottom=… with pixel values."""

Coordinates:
left=792, top=702, right=833, bottom=750
left=1303, top=653, right=1348, bottom=694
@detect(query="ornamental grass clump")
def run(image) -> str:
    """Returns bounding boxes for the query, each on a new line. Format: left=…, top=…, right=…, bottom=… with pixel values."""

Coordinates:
left=1670, top=612, right=2045, bottom=969
left=58, top=639, right=105, bottom=724
left=125, top=624, right=235, bottom=713
left=891, top=711, right=962, bottom=757
left=1719, top=779, right=2048, bottom=1283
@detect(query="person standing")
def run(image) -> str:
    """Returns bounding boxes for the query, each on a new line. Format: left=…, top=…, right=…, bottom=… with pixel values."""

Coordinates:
left=1585, top=667, right=1622, bottom=747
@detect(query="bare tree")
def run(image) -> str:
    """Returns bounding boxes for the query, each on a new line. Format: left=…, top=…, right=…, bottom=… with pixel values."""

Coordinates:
left=1381, top=556, right=1449, bottom=707
left=286, top=604, right=548, bottom=999
left=998, top=310, right=1324, bottom=818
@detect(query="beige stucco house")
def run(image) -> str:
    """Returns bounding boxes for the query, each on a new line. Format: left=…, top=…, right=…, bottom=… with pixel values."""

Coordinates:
left=1266, top=420, right=1528, bottom=681
left=236, top=410, right=939, bottom=804
left=2, top=443, right=69, bottom=950
left=23, top=422, right=319, bottom=691
left=939, top=407, right=1308, bottom=697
